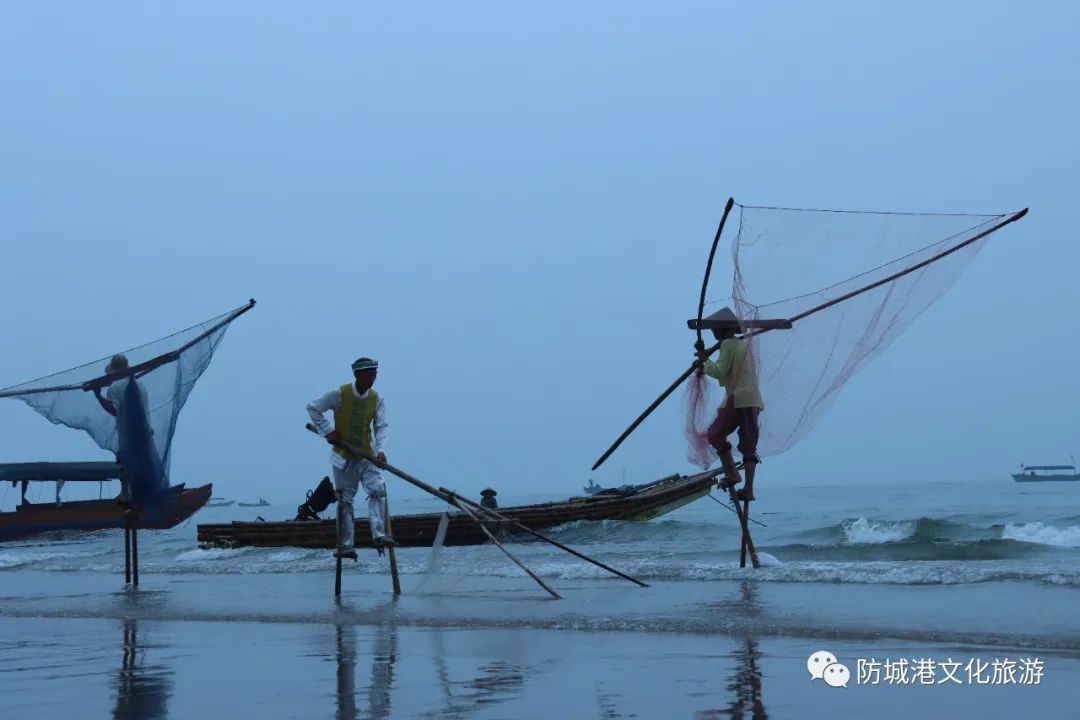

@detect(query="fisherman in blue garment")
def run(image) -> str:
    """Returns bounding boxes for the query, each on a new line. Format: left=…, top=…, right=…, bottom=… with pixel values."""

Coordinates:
left=306, top=357, right=392, bottom=560
left=92, top=353, right=152, bottom=504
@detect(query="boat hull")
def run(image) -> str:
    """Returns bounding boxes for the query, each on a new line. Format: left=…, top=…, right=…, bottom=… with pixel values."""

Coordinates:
left=1012, top=474, right=1080, bottom=482
left=198, top=470, right=721, bottom=549
left=0, top=484, right=213, bottom=541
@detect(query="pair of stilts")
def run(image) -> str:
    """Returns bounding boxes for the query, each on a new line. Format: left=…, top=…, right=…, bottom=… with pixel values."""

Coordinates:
left=312, top=424, right=650, bottom=599
left=718, top=450, right=760, bottom=569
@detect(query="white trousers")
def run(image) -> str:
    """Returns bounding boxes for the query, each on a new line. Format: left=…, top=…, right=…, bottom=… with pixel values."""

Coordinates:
left=332, top=459, right=387, bottom=549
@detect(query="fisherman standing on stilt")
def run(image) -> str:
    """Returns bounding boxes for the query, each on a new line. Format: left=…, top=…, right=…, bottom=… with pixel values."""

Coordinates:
left=306, top=357, right=394, bottom=559
left=696, top=308, right=764, bottom=501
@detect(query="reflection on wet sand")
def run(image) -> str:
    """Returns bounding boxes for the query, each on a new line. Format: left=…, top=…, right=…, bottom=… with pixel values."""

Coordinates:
left=696, top=580, right=768, bottom=719
left=329, top=606, right=524, bottom=720
left=335, top=618, right=397, bottom=720
left=112, top=619, right=172, bottom=720
left=425, top=627, right=524, bottom=719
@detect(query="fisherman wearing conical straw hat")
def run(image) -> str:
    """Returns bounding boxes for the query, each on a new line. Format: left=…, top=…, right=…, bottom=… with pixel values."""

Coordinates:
left=696, top=308, right=764, bottom=501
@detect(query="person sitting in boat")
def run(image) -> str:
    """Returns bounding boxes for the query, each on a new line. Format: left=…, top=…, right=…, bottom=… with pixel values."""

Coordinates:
left=480, top=488, right=498, bottom=509
left=695, top=308, right=764, bottom=502
left=306, top=357, right=393, bottom=560
left=92, top=353, right=151, bottom=503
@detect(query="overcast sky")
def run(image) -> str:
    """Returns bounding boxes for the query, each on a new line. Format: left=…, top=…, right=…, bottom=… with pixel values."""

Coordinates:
left=1, top=1, right=1076, bottom=507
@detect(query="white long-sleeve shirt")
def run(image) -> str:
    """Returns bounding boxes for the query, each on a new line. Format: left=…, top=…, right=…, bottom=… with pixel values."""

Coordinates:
left=306, top=384, right=387, bottom=468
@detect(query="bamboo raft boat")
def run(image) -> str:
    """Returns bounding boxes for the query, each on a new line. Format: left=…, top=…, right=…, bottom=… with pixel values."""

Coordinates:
left=197, top=468, right=723, bottom=549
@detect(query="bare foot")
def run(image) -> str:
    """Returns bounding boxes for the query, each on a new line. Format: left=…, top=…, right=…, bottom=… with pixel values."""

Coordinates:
left=718, top=475, right=741, bottom=490
left=735, top=488, right=755, bottom=502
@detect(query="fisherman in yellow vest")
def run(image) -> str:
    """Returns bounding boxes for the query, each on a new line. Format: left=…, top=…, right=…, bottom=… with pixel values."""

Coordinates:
left=696, top=308, right=764, bottom=502
left=306, top=357, right=392, bottom=559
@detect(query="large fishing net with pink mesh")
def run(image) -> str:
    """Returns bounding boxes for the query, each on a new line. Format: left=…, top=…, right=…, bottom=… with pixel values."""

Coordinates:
left=685, top=201, right=1027, bottom=467
left=593, top=200, right=1027, bottom=472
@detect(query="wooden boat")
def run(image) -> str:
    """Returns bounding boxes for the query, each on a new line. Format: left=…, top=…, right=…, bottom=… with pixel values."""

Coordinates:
left=198, top=467, right=723, bottom=549
left=1012, top=464, right=1080, bottom=482
left=0, top=462, right=212, bottom=542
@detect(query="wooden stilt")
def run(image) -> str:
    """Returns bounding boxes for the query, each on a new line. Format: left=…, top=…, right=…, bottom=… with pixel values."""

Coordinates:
left=334, top=555, right=342, bottom=598
left=383, top=496, right=401, bottom=596
left=124, top=519, right=132, bottom=585
left=739, top=499, right=750, bottom=568
left=305, top=423, right=647, bottom=592
left=727, top=488, right=759, bottom=569
left=131, top=523, right=139, bottom=587
left=719, top=451, right=760, bottom=569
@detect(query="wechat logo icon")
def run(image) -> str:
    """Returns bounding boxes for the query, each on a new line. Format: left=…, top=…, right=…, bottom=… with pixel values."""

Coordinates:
left=807, top=650, right=850, bottom=688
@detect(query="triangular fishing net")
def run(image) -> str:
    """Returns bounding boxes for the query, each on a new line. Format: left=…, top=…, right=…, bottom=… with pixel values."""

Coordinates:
left=686, top=203, right=1026, bottom=463
left=0, top=300, right=255, bottom=510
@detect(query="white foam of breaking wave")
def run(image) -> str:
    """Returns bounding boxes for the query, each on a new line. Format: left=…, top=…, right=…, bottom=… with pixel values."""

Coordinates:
left=0, top=550, right=69, bottom=569
left=756, top=552, right=783, bottom=567
left=1002, top=522, right=1080, bottom=548
left=175, top=547, right=251, bottom=562
left=842, top=518, right=915, bottom=544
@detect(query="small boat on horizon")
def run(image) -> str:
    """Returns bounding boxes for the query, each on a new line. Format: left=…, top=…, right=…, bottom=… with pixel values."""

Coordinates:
left=207, top=497, right=235, bottom=507
left=238, top=498, right=269, bottom=507
left=1012, top=463, right=1080, bottom=482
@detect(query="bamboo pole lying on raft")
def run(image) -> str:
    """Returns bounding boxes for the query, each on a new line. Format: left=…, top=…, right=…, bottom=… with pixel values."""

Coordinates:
left=305, top=423, right=648, bottom=591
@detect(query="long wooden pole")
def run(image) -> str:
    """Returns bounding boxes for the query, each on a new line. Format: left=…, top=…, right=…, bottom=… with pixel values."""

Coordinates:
left=306, top=424, right=645, bottom=586
left=591, top=341, right=722, bottom=471
left=0, top=299, right=258, bottom=398
left=786, top=209, right=1028, bottom=325
left=592, top=208, right=1029, bottom=472
left=696, top=198, right=737, bottom=350
left=443, top=487, right=650, bottom=588
left=383, top=496, right=401, bottom=596
left=450, top=496, right=562, bottom=600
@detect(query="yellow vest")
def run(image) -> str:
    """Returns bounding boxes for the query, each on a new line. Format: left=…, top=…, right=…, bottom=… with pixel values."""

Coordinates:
left=333, top=384, right=379, bottom=459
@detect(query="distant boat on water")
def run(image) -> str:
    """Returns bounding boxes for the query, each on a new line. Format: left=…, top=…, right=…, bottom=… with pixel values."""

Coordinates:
left=583, top=479, right=604, bottom=495
left=207, top=497, right=235, bottom=507
left=1013, top=463, right=1080, bottom=482
left=238, top=498, right=269, bottom=507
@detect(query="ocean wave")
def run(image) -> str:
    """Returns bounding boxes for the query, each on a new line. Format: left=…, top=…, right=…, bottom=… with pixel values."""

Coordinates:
left=841, top=518, right=916, bottom=544
left=1002, top=522, right=1080, bottom=548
